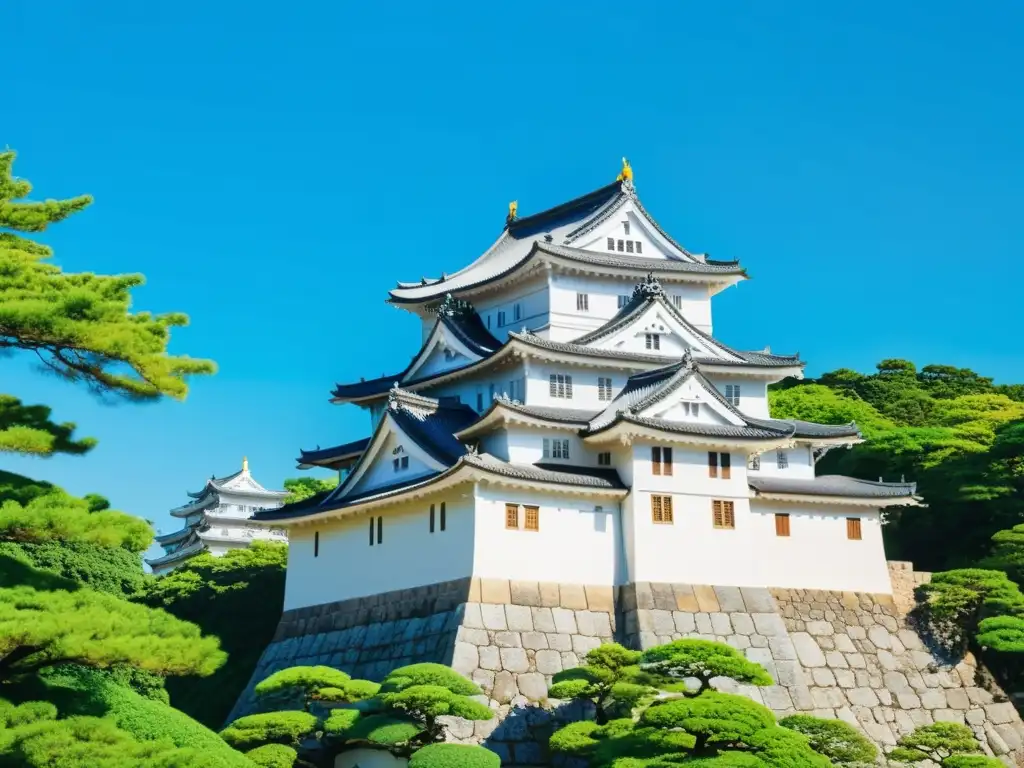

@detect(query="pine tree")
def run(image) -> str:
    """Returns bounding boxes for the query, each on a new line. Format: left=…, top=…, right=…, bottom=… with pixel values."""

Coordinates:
left=0, top=150, right=215, bottom=456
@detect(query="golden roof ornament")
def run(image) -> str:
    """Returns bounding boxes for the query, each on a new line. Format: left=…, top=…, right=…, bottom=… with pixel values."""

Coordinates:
left=506, top=200, right=518, bottom=225
left=617, top=157, right=633, bottom=184
left=242, top=456, right=249, bottom=473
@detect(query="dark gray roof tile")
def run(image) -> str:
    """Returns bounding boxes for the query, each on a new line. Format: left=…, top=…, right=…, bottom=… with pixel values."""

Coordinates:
left=749, top=475, right=917, bottom=499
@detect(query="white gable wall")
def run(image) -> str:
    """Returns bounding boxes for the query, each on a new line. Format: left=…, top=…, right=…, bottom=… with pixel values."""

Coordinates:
left=525, top=362, right=624, bottom=411
left=750, top=444, right=816, bottom=480
left=475, top=276, right=550, bottom=342
left=575, top=205, right=686, bottom=266
left=283, top=492, right=475, bottom=610
left=346, top=428, right=440, bottom=498
left=703, top=376, right=769, bottom=419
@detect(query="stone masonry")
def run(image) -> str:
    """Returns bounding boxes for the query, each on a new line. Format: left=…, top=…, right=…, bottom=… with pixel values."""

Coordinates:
left=233, top=565, right=1024, bottom=765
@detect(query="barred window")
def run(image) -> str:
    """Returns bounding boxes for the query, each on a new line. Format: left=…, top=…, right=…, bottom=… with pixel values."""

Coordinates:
left=505, top=504, right=519, bottom=530
left=712, top=500, right=735, bottom=529
left=725, top=384, right=741, bottom=407
left=748, top=454, right=761, bottom=471
left=777, top=450, right=789, bottom=469
left=635, top=241, right=642, bottom=253
left=576, top=293, right=589, bottom=311
left=617, top=239, right=625, bottom=252
left=549, top=374, right=573, bottom=399
left=524, top=505, right=539, bottom=531
left=652, top=446, right=673, bottom=476
left=598, top=452, right=611, bottom=466
left=607, top=237, right=615, bottom=250
left=645, top=334, right=661, bottom=350
left=598, top=377, right=613, bottom=401
left=651, top=494, right=673, bottom=524
left=626, top=240, right=634, bottom=253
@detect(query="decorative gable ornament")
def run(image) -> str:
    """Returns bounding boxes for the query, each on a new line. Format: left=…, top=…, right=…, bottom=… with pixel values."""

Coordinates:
left=631, top=273, right=665, bottom=301
left=433, top=293, right=475, bottom=318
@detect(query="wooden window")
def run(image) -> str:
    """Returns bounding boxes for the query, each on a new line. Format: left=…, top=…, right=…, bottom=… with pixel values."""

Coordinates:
left=369, top=517, right=375, bottom=546
left=505, top=503, right=519, bottom=529
left=847, top=517, right=862, bottom=540
left=626, top=240, right=634, bottom=253
left=775, top=513, right=791, bottom=537
left=430, top=504, right=435, bottom=533
left=377, top=516, right=382, bottom=544
left=645, top=333, right=661, bottom=350
left=777, top=450, right=789, bottom=469
left=314, top=531, right=320, bottom=557
left=662, top=447, right=673, bottom=475
left=623, top=221, right=631, bottom=235
left=607, top=236, right=615, bottom=250
left=617, top=239, right=625, bottom=251
left=721, top=452, right=731, bottom=480
left=652, top=446, right=662, bottom=475
left=651, top=494, right=673, bottom=523
left=576, top=293, right=589, bottom=311
left=440, top=502, right=446, bottom=531
left=712, top=500, right=735, bottom=529
left=524, top=505, right=539, bottom=531
left=635, top=241, right=642, bottom=253
left=708, top=451, right=718, bottom=478
left=598, top=452, right=611, bottom=466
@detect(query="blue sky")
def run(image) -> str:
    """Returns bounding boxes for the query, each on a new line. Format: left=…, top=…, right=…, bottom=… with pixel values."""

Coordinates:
left=5, top=1, right=1023, bottom=548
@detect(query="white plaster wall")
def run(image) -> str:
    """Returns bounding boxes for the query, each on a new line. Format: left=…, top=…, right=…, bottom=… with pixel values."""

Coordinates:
left=547, top=273, right=712, bottom=341
left=575, top=208, right=674, bottom=264
left=525, top=362, right=625, bottom=411
left=503, top=426, right=592, bottom=465
left=750, top=444, right=816, bottom=480
left=216, top=491, right=284, bottom=518
left=475, top=277, right=550, bottom=341
left=283, top=493, right=475, bottom=610
left=624, top=443, right=890, bottom=593
left=412, top=345, right=476, bottom=381
left=473, top=486, right=619, bottom=586
left=422, top=363, right=527, bottom=414
left=346, top=430, right=438, bottom=498
left=703, top=376, right=769, bottom=419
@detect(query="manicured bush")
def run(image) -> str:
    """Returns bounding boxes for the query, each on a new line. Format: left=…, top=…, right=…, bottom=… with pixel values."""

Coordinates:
left=407, top=742, right=501, bottom=768
left=246, top=743, right=298, bottom=768
left=780, top=713, right=877, bottom=766
left=379, top=663, right=481, bottom=696
left=219, top=711, right=318, bottom=750
left=342, top=713, right=421, bottom=746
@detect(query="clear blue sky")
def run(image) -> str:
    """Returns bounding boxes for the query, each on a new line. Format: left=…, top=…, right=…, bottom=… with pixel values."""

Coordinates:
left=5, top=2, right=1023, bottom=548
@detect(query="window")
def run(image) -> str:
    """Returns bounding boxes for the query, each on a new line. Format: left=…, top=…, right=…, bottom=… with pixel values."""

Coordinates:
left=524, top=505, right=539, bottom=531
left=651, top=494, right=674, bottom=524
left=652, top=446, right=673, bottom=476
left=683, top=401, right=701, bottom=417
left=544, top=438, right=570, bottom=460
left=497, top=310, right=506, bottom=326
left=618, top=295, right=629, bottom=308
left=598, top=452, right=611, bottom=466
left=617, top=239, right=625, bottom=252
left=393, top=455, right=409, bottom=472
left=847, top=517, right=862, bottom=540
left=708, top=451, right=717, bottom=478
left=725, top=384, right=741, bottom=407
left=314, top=531, right=319, bottom=557
left=514, top=303, right=522, bottom=322
left=712, top=500, right=736, bottom=529
left=377, top=516, right=382, bottom=544
left=598, top=377, right=613, bottom=401
left=576, top=293, right=589, bottom=311
left=440, top=502, right=446, bottom=531
left=369, top=517, right=375, bottom=546
left=486, top=315, right=491, bottom=329
left=635, top=241, right=642, bottom=254
left=775, top=513, right=791, bottom=537
left=505, top=503, right=519, bottom=529
left=623, top=221, right=631, bottom=235
left=645, top=333, right=661, bottom=350
left=607, top=237, right=615, bottom=250
left=777, top=450, right=789, bottom=469
left=626, top=240, right=634, bottom=253
left=430, top=504, right=436, bottom=533
left=722, top=452, right=731, bottom=480
left=671, top=295, right=682, bottom=309
left=549, top=374, right=573, bottom=399
left=476, top=390, right=483, bottom=412
left=748, top=454, right=761, bottom=471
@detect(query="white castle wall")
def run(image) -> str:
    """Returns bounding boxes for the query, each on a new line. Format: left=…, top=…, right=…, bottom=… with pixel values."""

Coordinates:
left=703, top=375, right=770, bottom=418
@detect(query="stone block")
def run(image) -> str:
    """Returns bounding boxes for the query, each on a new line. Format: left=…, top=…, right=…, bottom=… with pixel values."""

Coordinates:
left=471, top=668, right=495, bottom=693
left=494, top=631, right=522, bottom=648
left=480, top=578, right=511, bottom=605
left=458, top=627, right=490, bottom=646
left=559, top=583, right=588, bottom=610
left=585, top=585, right=615, bottom=613
left=769, top=637, right=797, bottom=661
left=731, top=613, right=755, bottom=635
left=500, top=647, right=529, bottom=673
left=673, top=611, right=697, bottom=634
left=548, top=633, right=572, bottom=651
left=592, top=611, right=613, bottom=638
left=651, top=582, right=677, bottom=610
left=713, top=585, right=745, bottom=612
left=479, top=646, right=501, bottom=671
left=762, top=685, right=793, bottom=710
left=695, top=613, right=714, bottom=634
left=651, top=610, right=676, bottom=636
left=673, top=584, right=700, bottom=612
left=467, top=578, right=482, bottom=602
left=825, top=650, right=849, bottom=669
left=710, top=612, right=733, bottom=635
left=492, top=670, right=518, bottom=703
left=572, top=634, right=601, bottom=656
left=516, top=671, right=548, bottom=701
left=806, top=620, right=834, bottom=636
left=848, top=687, right=880, bottom=707
left=811, top=668, right=837, bottom=687
left=945, top=688, right=970, bottom=710
left=452, top=642, right=479, bottom=675
left=509, top=580, right=541, bottom=606
left=933, top=709, right=965, bottom=724
left=535, top=649, right=563, bottom=675
left=575, top=610, right=597, bottom=636
left=539, top=582, right=561, bottom=607
left=752, top=612, right=787, bottom=637
left=505, top=604, right=534, bottom=632
left=985, top=702, right=1018, bottom=725
left=740, top=587, right=775, bottom=613
left=634, top=582, right=655, bottom=610
left=552, top=607, right=578, bottom=634
left=480, top=603, right=508, bottom=631
left=531, top=607, right=556, bottom=633
left=791, top=632, right=827, bottom=667
left=522, top=632, right=548, bottom=650
left=694, top=585, right=720, bottom=612
left=560, top=651, right=580, bottom=669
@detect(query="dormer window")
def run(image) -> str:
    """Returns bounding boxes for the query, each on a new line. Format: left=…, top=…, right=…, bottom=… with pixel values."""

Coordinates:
left=617, top=239, right=625, bottom=252
left=607, top=237, right=615, bottom=251
left=623, top=221, right=631, bottom=235
left=393, top=447, right=409, bottom=473
left=683, top=401, right=700, bottom=417
left=645, top=333, right=661, bottom=350
left=543, top=438, right=570, bottom=460
left=626, top=241, right=634, bottom=253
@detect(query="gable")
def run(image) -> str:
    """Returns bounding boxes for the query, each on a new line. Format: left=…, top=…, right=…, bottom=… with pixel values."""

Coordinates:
left=637, top=374, right=745, bottom=427
left=403, top=322, right=486, bottom=383
left=573, top=204, right=686, bottom=262
left=339, top=415, right=448, bottom=500
left=585, top=301, right=740, bottom=361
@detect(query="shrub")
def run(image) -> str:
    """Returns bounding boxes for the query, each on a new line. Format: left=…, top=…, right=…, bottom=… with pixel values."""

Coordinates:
left=219, top=711, right=318, bottom=750
left=407, top=742, right=501, bottom=768
left=780, top=713, right=877, bottom=766
left=245, top=743, right=298, bottom=768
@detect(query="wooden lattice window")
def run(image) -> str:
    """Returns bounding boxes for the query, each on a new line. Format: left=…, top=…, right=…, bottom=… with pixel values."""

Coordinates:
left=775, top=513, right=791, bottom=537
left=524, top=505, right=539, bottom=532
left=712, top=500, right=735, bottom=529
left=505, top=504, right=519, bottom=530
left=651, top=494, right=674, bottom=524
left=847, top=517, right=862, bottom=541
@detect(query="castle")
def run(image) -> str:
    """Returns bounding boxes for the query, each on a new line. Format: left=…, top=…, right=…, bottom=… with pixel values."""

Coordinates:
left=237, top=163, right=1024, bottom=764
left=255, top=160, right=919, bottom=607
left=147, top=458, right=288, bottom=575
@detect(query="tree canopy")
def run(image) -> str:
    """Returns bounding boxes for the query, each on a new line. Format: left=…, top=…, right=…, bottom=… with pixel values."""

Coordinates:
left=282, top=476, right=338, bottom=504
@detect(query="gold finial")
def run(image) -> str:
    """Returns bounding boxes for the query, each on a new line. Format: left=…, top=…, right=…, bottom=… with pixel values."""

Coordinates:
left=242, top=456, right=249, bottom=472
left=617, top=157, right=633, bottom=183
left=507, top=200, right=518, bottom=224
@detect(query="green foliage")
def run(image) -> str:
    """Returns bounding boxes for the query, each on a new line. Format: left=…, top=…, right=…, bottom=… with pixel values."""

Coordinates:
left=779, top=714, right=877, bottom=766
left=638, top=692, right=777, bottom=748
left=407, top=742, right=501, bottom=768
left=889, top=722, right=987, bottom=764
left=341, top=713, right=421, bottom=745
left=0, top=149, right=215, bottom=405
left=916, top=569, right=1024, bottom=653
left=769, top=383, right=895, bottom=439
left=0, top=583, right=225, bottom=681
left=378, top=662, right=481, bottom=696
left=0, top=541, right=145, bottom=597
left=981, top=523, right=1024, bottom=584
left=549, top=643, right=655, bottom=723
left=380, top=684, right=493, bottom=722
left=940, top=756, right=1006, bottom=767
left=282, top=477, right=338, bottom=504
left=640, top=639, right=774, bottom=694
left=254, top=665, right=379, bottom=711
left=139, top=542, right=287, bottom=727
left=0, top=472, right=53, bottom=506
left=245, top=743, right=297, bottom=768
left=0, top=394, right=96, bottom=457
left=0, top=490, right=153, bottom=553
left=321, top=708, right=361, bottom=736
left=219, top=711, right=318, bottom=750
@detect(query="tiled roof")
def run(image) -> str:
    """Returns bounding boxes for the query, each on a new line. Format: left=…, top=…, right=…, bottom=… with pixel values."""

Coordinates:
left=596, top=413, right=794, bottom=441
left=749, top=475, right=918, bottom=499
left=390, top=402, right=477, bottom=466
left=489, top=402, right=599, bottom=424
left=768, top=420, right=860, bottom=439
left=442, top=312, right=502, bottom=356
left=297, top=437, right=372, bottom=466
left=462, top=454, right=626, bottom=489
left=537, top=243, right=743, bottom=275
